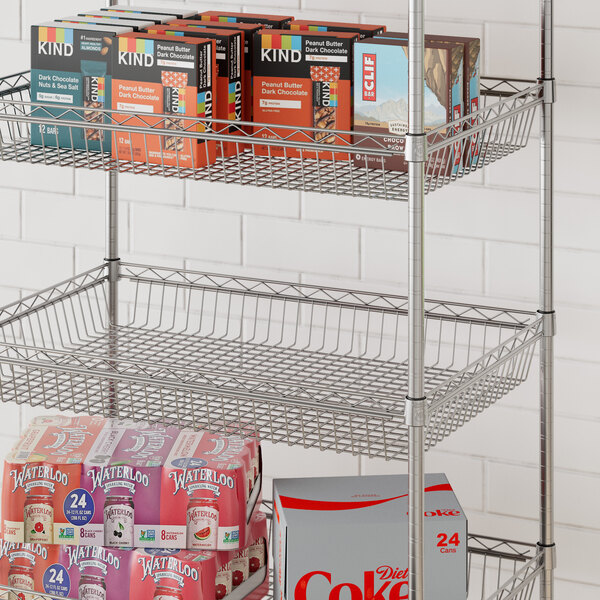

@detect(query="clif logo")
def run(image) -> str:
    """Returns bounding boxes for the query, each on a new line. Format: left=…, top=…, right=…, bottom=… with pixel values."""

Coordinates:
left=362, top=54, right=376, bottom=101
left=295, top=567, right=408, bottom=600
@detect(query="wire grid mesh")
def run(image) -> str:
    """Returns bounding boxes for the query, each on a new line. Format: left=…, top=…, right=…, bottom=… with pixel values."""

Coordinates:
left=0, top=263, right=542, bottom=460
left=0, top=72, right=541, bottom=201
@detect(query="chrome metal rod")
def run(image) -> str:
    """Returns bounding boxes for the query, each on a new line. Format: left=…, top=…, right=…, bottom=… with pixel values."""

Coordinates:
left=539, top=1, right=555, bottom=599
left=407, top=1, right=426, bottom=600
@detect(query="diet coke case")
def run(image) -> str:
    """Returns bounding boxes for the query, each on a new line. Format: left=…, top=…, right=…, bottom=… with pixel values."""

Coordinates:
left=81, top=422, right=180, bottom=548
left=1, top=415, right=106, bottom=546
left=273, top=473, right=467, bottom=600
left=161, top=430, right=262, bottom=551
left=57, top=545, right=132, bottom=600
left=0, top=540, right=59, bottom=599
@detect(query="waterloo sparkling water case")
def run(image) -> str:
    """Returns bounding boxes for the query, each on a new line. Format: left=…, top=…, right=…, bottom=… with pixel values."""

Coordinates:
left=273, top=473, right=467, bottom=600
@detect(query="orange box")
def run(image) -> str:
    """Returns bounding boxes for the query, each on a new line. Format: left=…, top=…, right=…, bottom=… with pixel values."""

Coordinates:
left=286, top=20, right=385, bottom=40
left=253, top=30, right=358, bottom=160
left=198, top=11, right=293, bottom=29
left=170, top=20, right=262, bottom=130
left=112, top=32, right=217, bottom=168
left=146, top=25, right=244, bottom=157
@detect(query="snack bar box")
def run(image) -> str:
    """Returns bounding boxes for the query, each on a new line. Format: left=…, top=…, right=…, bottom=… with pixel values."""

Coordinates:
left=111, top=32, right=217, bottom=170
left=286, top=20, right=385, bottom=40
left=1, top=416, right=262, bottom=551
left=100, top=5, right=198, bottom=20
left=55, top=16, right=155, bottom=32
left=353, top=37, right=463, bottom=174
left=30, top=21, right=134, bottom=153
left=253, top=29, right=359, bottom=160
left=0, top=541, right=60, bottom=598
left=198, top=11, right=293, bottom=29
left=146, top=25, right=244, bottom=157
left=77, top=9, right=177, bottom=25
left=273, top=473, right=467, bottom=600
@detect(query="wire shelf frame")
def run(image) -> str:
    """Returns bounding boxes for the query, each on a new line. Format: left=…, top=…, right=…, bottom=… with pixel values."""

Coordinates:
left=0, top=72, right=541, bottom=201
left=0, top=263, right=542, bottom=460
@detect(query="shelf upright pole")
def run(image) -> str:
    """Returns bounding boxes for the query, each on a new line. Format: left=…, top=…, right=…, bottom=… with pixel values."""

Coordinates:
left=406, top=2, right=427, bottom=600
left=539, top=1, right=556, bottom=598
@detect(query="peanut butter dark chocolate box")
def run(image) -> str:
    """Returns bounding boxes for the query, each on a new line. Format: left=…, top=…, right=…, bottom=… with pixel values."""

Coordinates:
left=78, top=9, right=176, bottom=25
left=112, top=33, right=217, bottom=169
left=146, top=25, right=244, bottom=156
left=55, top=16, right=154, bottom=32
left=353, top=37, right=463, bottom=173
left=199, top=11, right=293, bottom=29
left=30, top=20, right=133, bottom=152
left=253, top=30, right=358, bottom=159
left=100, top=5, right=198, bottom=20
left=287, top=20, right=385, bottom=40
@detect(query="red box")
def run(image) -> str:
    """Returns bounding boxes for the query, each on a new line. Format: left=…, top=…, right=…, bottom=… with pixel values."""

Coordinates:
left=198, top=11, right=293, bottom=29
left=112, top=32, right=217, bottom=169
left=287, top=20, right=385, bottom=39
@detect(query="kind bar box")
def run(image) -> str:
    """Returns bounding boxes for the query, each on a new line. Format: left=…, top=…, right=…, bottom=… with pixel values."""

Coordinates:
left=0, top=541, right=60, bottom=598
left=375, top=32, right=480, bottom=167
left=253, top=30, right=358, bottom=159
left=199, top=11, right=293, bottom=29
left=30, top=21, right=133, bottom=152
left=100, top=5, right=198, bottom=20
left=112, top=32, right=217, bottom=169
left=170, top=20, right=261, bottom=131
left=58, top=545, right=132, bottom=600
left=1, top=415, right=107, bottom=546
left=161, top=429, right=262, bottom=551
left=78, top=10, right=176, bottom=25
left=287, top=20, right=385, bottom=40
left=273, top=473, right=467, bottom=600
left=55, top=16, right=154, bottom=32
left=147, top=25, right=244, bottom=157
left=353, top=37, right=463, bottom=173
left=80, top=422, right=180, bottom=548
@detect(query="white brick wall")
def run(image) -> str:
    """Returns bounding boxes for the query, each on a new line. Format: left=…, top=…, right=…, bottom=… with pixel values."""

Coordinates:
left=0, top=0, right=597, bottom=595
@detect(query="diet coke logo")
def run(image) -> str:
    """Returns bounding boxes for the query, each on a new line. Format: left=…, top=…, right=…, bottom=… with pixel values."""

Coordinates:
left=295, top=567, right=408, bottom=600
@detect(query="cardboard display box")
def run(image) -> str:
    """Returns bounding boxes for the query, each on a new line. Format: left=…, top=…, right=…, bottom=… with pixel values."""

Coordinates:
left=77, top=9, right=176, bottom=25
left=147, top=25, right=244, bottom=157
left=55, top=15, right=154, bottom=32
left=286, top=20, right=385, bottom=40
left=198, top=11, right=293, bottom=29
left=100, top=5, right=198, bottom=20
left=30, top=21, right=133, bottom=152
left=253, top=29, right=358, bottom=159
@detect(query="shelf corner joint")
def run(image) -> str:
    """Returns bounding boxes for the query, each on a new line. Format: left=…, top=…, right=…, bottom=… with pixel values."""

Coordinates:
left=405, top=133, right=428, bottom=163
left=538, top=78, right=556, bottom=104
left=405, top=396, right=429, bottom=427
left=537, top=310, right=556, bottom=337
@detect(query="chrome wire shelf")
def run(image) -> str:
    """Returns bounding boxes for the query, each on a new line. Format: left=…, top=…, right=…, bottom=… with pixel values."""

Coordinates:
left=0, top=72, right=541, bottom=201
left=0, top=263, right=542, bottom=460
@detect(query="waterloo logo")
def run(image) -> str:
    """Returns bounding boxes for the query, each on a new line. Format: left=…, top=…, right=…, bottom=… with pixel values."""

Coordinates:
left=44, top=426, right=93, bottom=456
left=296, top=566, right=408, bottom=600
left=260, top=34, right=302, bottom=63
left=118, top=38, right=155, bottom=67
left=87, top=465, right=150, bottom=494
left=66, top=545, right=120, bottom=575
left=10, top=464, right=68, bottom=494
left=169, top=467, right=235, bottom=497
left=0, top=541, right=47, bottom=563
left=37, top=27, right=74, bottom=57
left=362, top=54, right=376, bottom=101
left=138, top=554, right=199, bottom=586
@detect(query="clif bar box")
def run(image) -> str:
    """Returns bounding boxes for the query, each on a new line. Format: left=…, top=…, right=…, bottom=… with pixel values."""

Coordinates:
left=199, top=11, right=293, bottom=29
left=112, top=32, right=217, bottom=169
left=287, top=20, right=385, bottom=40
left=55, top=16, right=154, bottom=32
left=147, top=25, right=244, bottom=157
left=30, top=21, right=133, bottom=152
left=353, top=37, right=463, bottom=173
left=77, top=9, right=176, bottom=25
left=274, top=473, right=467, bottom=600
left=100, top=5, right=198, bottom=20
left=253, top=29, right=358, bottom=159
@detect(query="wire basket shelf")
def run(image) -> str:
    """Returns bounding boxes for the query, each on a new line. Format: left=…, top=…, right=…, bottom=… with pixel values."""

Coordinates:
left=0, top=263, right=542, bottom=460
left=0, top=73, right=541, bottom=201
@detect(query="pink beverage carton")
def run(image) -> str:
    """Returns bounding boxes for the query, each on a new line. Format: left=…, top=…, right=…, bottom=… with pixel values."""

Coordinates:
left=1, top=416, right=107, bottom=546
left=129, top=548, right=217, bottom=600
left=0, top=540, right=60, bottom=599
left=274, top=473, right=467, bottom=600
left=161, top=430, right=262, bottom=551
left=57, top=545, right=132, bottom=600
left=81, top=421, right=180, bottom=548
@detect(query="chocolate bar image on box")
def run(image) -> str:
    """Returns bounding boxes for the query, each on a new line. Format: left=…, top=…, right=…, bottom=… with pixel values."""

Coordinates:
left=311, top=65, right=340, bottom=144
left=162, top=70, right=189, bottom=152
left=82, top=60, right=107, bottom=142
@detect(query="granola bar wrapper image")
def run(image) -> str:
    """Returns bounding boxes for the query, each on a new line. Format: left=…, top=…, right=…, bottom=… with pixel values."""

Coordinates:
left=82, top=60, right=107, bottom=142
left=161, top=70, right=189, bottom=154
left=310, top=65, right=340, bottom=144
